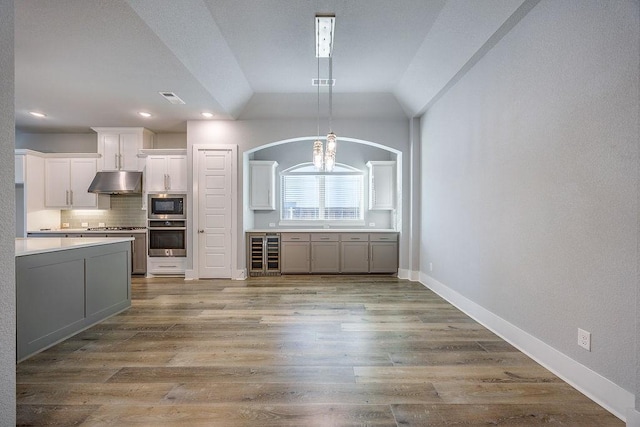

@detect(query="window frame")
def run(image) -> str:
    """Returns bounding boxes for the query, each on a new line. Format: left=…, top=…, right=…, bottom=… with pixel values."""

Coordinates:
left=279, top=162, right=365, bottom=226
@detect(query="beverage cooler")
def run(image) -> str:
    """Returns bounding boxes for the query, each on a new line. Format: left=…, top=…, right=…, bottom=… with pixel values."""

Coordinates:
left=247, top=233, right=280, bottom=276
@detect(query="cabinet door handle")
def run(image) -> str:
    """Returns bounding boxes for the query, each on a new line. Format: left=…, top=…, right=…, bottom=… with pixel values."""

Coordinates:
left=65, top=190, right=69, bottom=205
left=70, top=190, right=73, bottom=205
left=115, top=154, right=118, bottom=169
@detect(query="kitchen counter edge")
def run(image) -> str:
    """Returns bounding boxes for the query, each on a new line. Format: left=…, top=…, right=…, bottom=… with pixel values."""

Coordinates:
left=16, top=237, right=135, bottom=257
left=246, top=229, right=397, bottom=233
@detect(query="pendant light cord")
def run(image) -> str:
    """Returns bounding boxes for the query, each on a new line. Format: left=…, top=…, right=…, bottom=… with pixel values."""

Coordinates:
left=317, top=49, right=320, bottom=138
left=328, top=55, right=333, bottom=133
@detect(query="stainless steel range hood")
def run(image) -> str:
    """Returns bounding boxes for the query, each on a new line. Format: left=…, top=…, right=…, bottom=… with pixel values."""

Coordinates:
left=88, top=171, right=143, bottom=194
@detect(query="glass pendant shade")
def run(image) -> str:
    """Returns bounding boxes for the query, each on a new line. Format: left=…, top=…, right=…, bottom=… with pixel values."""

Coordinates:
left=324, top=149, right=335, bottom=172
left=326, top=132, right=337, bottom=153
left=313, top=139, right=324, bottom=170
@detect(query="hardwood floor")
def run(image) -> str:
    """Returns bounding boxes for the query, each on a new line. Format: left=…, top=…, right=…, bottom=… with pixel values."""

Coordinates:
left=17, top=275, right=622, bottom=426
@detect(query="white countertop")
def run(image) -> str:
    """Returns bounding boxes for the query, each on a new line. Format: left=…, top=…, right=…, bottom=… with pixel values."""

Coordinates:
left=28, top=229, right=146, bottom=234
left=246, top=229, right=397, bottom=233
left=16, top=237, right=135, bottom=257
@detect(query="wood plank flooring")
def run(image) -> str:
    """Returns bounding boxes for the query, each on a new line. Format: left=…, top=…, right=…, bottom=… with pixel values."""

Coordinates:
left=16, top=275, right=622, bottom=426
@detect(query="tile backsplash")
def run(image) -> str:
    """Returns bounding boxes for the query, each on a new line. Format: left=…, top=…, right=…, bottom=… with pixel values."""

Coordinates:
left=61, top=195, right=146, bottom=228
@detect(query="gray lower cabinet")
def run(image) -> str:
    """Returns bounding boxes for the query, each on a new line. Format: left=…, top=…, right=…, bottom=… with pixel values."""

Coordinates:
left=369, top=233, right=399, bottom=273
left=16, top=241, right=131, bottom=360
left=340, top=234, right=370, bottom=273
left=280, top=233, right=310, bottom=273
left=128, top=233, right=147, bottom=275
left=27, top=231, right=146, bottom=274
left=254, top=231, right=398, bottom=275
left=310, top=233, right=340, bottom=273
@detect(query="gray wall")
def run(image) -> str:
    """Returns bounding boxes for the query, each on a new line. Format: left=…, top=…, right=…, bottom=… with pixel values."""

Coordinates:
left=16, top=132, right=97, bottom=152
left=15, top=131, right=187, bottom=152
left=0, top=0, right=16, bottom=424
left=421, top=0, right=638, bottom=399
left=155, top=133, right=187, bottom=149
left=251, top=140, right=395, bottom=230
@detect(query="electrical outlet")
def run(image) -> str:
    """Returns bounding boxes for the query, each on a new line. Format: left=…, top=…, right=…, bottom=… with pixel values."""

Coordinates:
left=429, top=262, right=433, bottom=272
left=369, top=222, right=375, bottom=227
left=62, top=223, right=69, bottom=228
left=98, top=222, right=105, bottom=227
left=578, top=328, right=591, bottom=351
left=81, top=222, right=88, bottom=228
left=269, top=223, right=275, bottom=227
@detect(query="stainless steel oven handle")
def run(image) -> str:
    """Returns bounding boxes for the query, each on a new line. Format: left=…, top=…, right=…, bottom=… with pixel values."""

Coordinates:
left=148, top=227, right=186, bottom=230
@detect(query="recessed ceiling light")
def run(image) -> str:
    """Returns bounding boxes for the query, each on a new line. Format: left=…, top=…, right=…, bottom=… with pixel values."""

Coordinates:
left=138, top=111, right=152, bottom=118
left=201, top=112, right=214, bottom=118
left=29, top=111, right=46, bottom=118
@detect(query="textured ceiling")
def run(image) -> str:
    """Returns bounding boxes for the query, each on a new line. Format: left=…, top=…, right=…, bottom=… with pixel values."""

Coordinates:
left=14, top=0, right=531, bottom=133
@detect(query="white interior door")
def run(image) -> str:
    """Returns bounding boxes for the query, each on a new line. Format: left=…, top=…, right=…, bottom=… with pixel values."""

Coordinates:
left=197, top=149, right=233, bottom=278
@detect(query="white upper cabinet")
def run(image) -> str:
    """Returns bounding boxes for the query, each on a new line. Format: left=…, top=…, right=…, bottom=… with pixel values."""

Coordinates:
left=145, top=154, right=187, bottom=192
left=45, top=157, right=110, bottom=209
left=367, top=161, right=396, bottom=210
left=249, top=160, right=278, bottom=210
left=93, top=127, right=154, bottom=171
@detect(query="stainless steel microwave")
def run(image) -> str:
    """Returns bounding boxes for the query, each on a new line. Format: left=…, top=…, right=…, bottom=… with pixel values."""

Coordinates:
left=147, top=194, right=186, bottom=219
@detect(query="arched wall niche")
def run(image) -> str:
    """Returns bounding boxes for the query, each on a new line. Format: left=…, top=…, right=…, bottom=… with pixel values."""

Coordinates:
left=243, top=136, right=401, bottom=232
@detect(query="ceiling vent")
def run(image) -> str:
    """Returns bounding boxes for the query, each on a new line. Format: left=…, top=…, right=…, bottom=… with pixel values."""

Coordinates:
left=159, top=91, right=186, bottom=105
left=312, top=78, right=335, bottom=87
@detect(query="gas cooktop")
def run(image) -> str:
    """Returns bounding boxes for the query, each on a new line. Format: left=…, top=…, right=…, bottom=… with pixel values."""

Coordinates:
left=86, top=226, right=147, bottom=231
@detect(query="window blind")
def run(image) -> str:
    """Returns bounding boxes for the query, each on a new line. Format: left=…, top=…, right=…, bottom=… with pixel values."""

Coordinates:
left=281, top=167, right=363, bottom=221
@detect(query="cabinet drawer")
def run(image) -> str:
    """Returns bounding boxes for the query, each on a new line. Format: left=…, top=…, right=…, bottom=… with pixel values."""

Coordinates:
left=281, top=233, right=310, bottom=242
left=311, top=233, right=339, bottom=242
left=340, top=233, right=369, bottom=242
left=369, top=233, right=398, bottom=242
left=148, top=257, right=186, bottom=274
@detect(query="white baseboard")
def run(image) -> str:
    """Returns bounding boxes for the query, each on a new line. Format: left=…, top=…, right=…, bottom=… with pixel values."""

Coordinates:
left=397, top=269, right=420, bottom=281
left=627, top=408, right=640, bottom=427
left=420, top=272, right=634, bottom=422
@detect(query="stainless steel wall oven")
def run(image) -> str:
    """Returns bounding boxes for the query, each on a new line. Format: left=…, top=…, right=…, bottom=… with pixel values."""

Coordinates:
left=148, top=220, right=186, bottom=257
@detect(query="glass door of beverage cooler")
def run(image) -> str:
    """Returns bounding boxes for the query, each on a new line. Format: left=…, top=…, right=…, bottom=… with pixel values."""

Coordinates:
left=247, top=233, right=280, bottom=276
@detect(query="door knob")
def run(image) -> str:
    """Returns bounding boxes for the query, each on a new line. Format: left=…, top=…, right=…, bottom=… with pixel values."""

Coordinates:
left=198, top=230, right=205, bottom=233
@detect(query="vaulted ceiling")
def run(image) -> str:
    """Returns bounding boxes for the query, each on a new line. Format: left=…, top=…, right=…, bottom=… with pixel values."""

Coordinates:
left=15, top=0, right=533, bottom=133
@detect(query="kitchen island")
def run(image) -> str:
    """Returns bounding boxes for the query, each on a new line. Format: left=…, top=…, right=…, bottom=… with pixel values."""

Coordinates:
left=15, top=237, right=133, bottom=361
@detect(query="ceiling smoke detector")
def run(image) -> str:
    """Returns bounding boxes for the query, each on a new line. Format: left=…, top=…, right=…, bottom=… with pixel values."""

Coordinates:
left=159, top=92, right=186, bottom=105
left=312, top=78, right=335, bottom=87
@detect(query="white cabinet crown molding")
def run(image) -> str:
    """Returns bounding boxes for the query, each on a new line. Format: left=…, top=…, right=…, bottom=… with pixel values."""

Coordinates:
left=15, top=149, right=100, bottom=158
left=139, top=148, right=187, bottom=156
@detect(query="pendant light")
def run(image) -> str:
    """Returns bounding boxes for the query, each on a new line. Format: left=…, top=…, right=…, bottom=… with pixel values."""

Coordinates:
left=313, top=14, right=337, bottom=172
left=312, top=37, right=324, bottom=170
left=324, top=54, right=336, bottom=172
